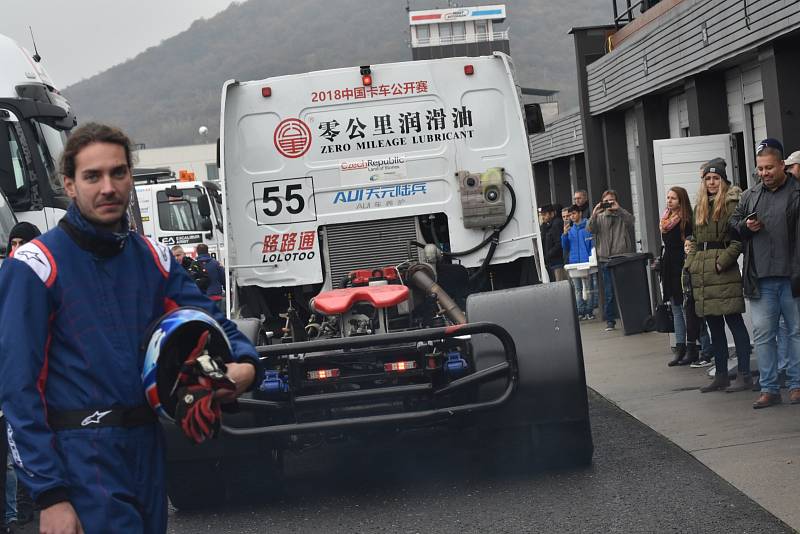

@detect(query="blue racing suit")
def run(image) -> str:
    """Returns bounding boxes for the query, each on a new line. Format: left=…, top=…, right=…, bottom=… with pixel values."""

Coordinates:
left=0, top=204, right=258, bottom=533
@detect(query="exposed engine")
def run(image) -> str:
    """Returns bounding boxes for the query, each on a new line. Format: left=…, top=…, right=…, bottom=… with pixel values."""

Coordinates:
left=255, top=261, right=475, bottom=422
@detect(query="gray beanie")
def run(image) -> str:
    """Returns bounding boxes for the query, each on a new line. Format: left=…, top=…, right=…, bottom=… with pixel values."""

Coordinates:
left=702, top=158, right=729, bottom=184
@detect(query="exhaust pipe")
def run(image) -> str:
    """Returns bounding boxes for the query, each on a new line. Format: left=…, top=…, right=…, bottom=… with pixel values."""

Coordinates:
left=407, top=264, right=467, bottom=325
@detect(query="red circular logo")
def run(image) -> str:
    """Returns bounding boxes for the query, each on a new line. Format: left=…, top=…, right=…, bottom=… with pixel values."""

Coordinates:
left=274, top=118, right=312, bottom=158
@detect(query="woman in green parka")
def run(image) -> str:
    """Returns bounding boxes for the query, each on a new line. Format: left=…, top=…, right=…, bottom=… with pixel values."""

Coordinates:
left=685, top=161, right=752, bottom=393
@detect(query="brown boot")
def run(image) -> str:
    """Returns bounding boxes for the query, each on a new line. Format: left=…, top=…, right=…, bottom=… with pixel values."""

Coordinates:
left=700, top=373, right=730, bottom=393
left=753, top=392, right=782, bottom=409
left=725, top=374, right=753, bottom=393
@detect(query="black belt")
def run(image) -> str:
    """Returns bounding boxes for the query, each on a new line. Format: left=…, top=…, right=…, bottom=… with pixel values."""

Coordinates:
left=48, top=405, right=157, bottom=431
left=700, top=242, right=728, bottom=251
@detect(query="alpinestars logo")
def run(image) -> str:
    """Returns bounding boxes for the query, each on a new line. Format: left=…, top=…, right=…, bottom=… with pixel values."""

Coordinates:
left=81, top=410, right=113, bottom=426
left=15, top=250, right=46, bottom=266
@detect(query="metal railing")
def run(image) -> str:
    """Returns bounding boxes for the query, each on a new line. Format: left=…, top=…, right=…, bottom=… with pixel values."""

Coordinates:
left=414, top=29, right=509, bottom=47
left=613, top=0, right=667, bottom=28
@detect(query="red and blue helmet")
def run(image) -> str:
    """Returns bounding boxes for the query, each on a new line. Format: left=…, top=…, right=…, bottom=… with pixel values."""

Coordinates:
left=142, top=307, right=232, bottom=420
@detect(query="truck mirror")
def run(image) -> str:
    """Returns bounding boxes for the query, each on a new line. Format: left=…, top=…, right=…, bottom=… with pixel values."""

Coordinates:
left=524, top=103, right=545, bottom=135
left=201, top=217, right=213, bottom=232
left=165, top=185, right=183, bottom=199
left=197, top=194, right=211, bottom=217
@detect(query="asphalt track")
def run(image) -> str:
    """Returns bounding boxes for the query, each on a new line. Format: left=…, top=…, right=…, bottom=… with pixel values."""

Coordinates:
left=156, top=390, right=793, bottom=534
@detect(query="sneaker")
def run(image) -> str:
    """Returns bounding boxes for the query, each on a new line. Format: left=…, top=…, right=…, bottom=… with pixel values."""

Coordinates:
left=585, top=314, right=596, bottom=320
left=690, top=357, right=713, bottom=368
left=604, top=322, right=616, bottom=331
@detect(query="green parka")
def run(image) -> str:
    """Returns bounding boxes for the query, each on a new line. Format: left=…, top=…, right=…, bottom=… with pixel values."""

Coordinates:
left=684, top=186, right=745, bottom=317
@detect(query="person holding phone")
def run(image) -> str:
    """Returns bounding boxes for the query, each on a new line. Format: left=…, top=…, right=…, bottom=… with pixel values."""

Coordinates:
left=588, top=190, right=635, bottom=331
left=730, top=138, right=800, bottom=409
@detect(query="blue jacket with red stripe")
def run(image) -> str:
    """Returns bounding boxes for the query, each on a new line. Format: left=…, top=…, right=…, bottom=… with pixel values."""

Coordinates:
left=0, top=204, right=258, bottom=506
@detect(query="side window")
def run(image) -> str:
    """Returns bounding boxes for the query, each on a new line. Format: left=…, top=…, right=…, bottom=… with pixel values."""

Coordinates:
left=475, top=20, right=488, bottom=41
left=438, top=23, right=452, bottom=41
left=0, top=118, right=30, bottom=196
left=416, top=25, right=430, bottom=43
left=205, top=162, right=219, bottom=181
left=29, top=120, right=66, bottom=196
left=452, top=22, right=466, bottom=41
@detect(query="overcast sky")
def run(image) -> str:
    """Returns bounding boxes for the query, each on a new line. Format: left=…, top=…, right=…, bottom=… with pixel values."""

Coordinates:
left=1, top=0, right=237, bottom=87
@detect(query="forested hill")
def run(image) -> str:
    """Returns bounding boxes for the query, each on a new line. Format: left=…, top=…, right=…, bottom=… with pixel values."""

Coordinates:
left=63, top=0, right=610, bottom=148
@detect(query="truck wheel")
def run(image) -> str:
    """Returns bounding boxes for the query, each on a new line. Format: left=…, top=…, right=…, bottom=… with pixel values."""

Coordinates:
left=167, top=459, right=223, bottom=511
left=467, top=281, right=594, bottom=467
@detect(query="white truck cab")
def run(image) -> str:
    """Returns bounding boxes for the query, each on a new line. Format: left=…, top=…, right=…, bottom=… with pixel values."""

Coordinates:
left=0, top=33, right=76, bottom=233
left=134, top=176, right=225, bottom=259
left=221, top=53, right=546, bottom=320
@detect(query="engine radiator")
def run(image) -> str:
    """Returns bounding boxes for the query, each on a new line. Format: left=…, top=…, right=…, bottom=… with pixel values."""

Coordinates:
left=321, top=217, right=421, bottom=289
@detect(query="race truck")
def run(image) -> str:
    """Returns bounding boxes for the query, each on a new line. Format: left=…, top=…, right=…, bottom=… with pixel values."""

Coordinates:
left=0, top=33, right=76, bottom=232
left=163, top=52, right=592, bottom=509
left=134, top=173, right=225, bottom=259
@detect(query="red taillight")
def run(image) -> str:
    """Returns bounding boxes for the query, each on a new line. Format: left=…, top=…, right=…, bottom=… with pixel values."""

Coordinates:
left=384, top=361, right=417, bottom=372
left=464, top=65, right=474, bottom=75
left=307, top=369, right=340, bottom=380
left=262, top=86, right=272, bottom=97
left=362, top=74, right=373, bottom=86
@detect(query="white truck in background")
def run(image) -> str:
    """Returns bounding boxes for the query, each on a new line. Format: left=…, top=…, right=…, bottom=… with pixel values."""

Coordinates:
left=0, top=33, right=76, bottom=232
left=134, top=173, right=225, bottom=260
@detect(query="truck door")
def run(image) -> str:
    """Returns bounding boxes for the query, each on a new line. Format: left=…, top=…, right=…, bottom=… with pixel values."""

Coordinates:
left=199, top=182, right=224, bottom=262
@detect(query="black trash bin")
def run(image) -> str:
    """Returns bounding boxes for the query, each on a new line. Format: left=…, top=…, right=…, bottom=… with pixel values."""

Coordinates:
left=607, top=252, right=654, bottom=335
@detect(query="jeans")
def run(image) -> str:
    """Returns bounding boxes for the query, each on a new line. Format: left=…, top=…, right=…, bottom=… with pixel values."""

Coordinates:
left=572, top=274, right=598, bottom=316
left=705, top=314, right=751, bottom=378
left=600, top=263, right=617, bottom=324
left=5, top=452, right=15, bottom=524
left=777, top=316, right=788, bottom=372
left=699, top=326, right=712, bottom=354
left=748, top=277, right=800, bottom=394
left=670, top=299, right=686, bottom=344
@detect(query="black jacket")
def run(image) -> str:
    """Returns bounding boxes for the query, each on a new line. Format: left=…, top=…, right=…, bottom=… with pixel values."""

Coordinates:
left=542, top=220, right=564, bottom=267
left=660, top=223, right=686, bottom=302
left=729, top=176, right=800, bottom=298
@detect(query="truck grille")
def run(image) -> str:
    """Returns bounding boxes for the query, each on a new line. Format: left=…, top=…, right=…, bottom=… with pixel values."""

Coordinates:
left=322, top=217, right=421, bottom=289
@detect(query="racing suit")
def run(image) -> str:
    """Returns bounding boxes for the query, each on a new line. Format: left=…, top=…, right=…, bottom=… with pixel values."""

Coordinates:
left=0, top=204, right=258, bottom=533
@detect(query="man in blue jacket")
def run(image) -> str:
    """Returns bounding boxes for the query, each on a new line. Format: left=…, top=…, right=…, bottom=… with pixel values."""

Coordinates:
left=0, top=123, right=259, bottom=533
left=561, top=204, right=596, bottom=319
left=195, top=243, right=226, bottom=310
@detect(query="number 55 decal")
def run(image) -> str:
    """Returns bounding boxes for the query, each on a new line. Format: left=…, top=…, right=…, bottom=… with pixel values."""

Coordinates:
left=252, top=177, right=317, bottom=225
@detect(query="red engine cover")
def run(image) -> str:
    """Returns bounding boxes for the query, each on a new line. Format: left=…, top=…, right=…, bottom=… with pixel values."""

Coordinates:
left=311, top=285, right=410, bottom=315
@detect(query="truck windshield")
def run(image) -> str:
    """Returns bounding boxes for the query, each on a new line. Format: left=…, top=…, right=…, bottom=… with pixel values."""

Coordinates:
left=156, top=188, right=203, bottom=232
left=28, top=119, right=66, bottom=196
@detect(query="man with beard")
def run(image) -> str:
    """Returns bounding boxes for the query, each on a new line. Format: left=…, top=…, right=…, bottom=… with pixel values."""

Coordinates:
left=0, top=123, right=259, bottom=533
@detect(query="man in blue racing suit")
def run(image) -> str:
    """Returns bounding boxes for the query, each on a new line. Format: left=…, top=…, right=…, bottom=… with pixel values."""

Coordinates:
left=0, top=123, right=259, bottom=534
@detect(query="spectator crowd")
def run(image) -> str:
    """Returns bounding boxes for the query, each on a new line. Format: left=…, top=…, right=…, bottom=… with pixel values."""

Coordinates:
left=550, top=139, right=800, bottom=410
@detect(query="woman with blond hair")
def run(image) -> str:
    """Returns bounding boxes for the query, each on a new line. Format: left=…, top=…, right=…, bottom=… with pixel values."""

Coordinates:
left=685, top=160, right=752, bottom=392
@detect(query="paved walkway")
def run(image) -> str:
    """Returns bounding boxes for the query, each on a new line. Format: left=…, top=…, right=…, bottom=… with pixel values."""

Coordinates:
left=581, top=321, right=800, bottom=531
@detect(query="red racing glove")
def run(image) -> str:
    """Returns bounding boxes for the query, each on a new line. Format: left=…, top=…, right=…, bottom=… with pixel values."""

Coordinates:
left=173, top=331, right=236, bottom=444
